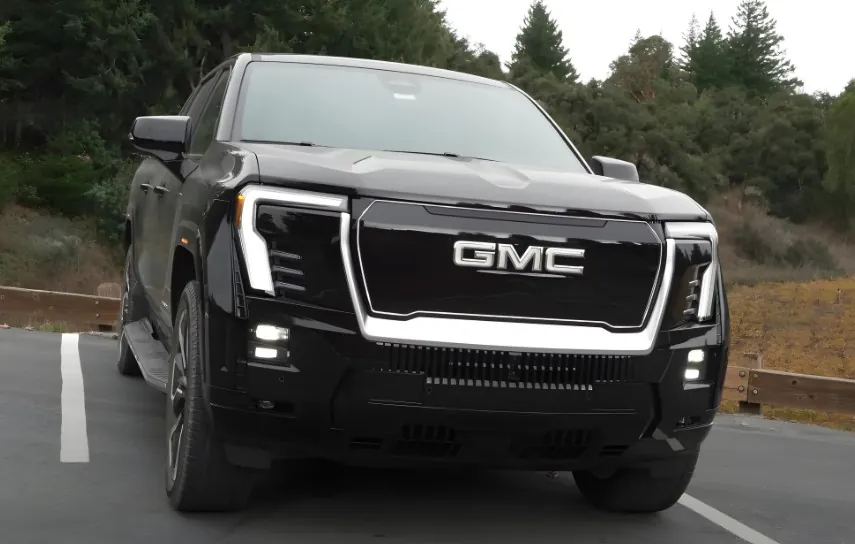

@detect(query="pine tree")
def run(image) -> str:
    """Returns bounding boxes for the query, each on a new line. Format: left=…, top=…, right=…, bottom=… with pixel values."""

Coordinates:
left=695, top=13, right=729, bottom=91
left=824, top=83, right=855, bottom=196
left=726, top=0, right=800, bottom=95
left=821, top=82, right=855, bottom=227
left=678, top=14, right=700, bottom=72
left=508, top=1, right=578, bottom=83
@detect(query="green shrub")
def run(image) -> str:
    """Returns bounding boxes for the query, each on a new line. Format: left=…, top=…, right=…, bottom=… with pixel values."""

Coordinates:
left=18, top=155, right=104, bottom=216
left=0, top=153, right=25, bottom=212
left=784, top=238, right=840, bottom=271
left=732, top=220, right=783, bottom=264
left=85, top=159, right=136, bottom=245
left=733, top=218, right=840, bottom=272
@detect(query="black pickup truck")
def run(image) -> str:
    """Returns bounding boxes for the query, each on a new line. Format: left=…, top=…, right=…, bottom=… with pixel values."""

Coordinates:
left=118, top=52, right=729, bottom=513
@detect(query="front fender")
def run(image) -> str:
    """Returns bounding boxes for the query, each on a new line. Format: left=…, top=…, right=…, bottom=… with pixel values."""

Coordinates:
left=173, top=220, right=204, bottom=281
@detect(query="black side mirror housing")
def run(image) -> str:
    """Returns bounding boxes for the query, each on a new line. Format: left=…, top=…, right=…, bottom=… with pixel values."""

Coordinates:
left=589, top=155, right=639, bottom=182
left=129, top=115, right=191, bottom=162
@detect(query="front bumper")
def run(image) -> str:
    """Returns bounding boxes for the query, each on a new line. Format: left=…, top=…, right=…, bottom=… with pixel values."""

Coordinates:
left=202, top=295, right=726, bottom=471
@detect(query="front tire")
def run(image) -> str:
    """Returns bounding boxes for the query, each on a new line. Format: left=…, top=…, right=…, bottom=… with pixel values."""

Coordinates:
left=572, top=453, right=698, bottom=513
left=165, top=280, right=256, bottom=512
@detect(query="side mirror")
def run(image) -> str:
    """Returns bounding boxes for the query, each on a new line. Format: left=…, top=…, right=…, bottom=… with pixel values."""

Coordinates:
left=129, top=115, right=191, bottom=161
left=589, top=155, right=639, bottom=182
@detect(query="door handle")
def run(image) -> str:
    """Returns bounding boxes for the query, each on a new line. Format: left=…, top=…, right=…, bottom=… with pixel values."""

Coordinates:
left=153, top=185, right=169, bottom=196
left=140, top=183, right=152, bottom=193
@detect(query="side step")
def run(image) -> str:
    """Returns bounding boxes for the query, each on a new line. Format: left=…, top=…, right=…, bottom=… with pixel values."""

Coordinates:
left=124, top=319, right=170, bottom=393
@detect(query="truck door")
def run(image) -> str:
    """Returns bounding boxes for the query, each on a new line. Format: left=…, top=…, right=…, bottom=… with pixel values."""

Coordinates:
left=140, top=72, right=220, bottom=333
left=149, top=68, right=232, bottom=331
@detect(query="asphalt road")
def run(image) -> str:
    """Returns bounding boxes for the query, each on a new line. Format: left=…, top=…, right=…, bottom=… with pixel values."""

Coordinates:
left=1, top=328, right=853, bottom=544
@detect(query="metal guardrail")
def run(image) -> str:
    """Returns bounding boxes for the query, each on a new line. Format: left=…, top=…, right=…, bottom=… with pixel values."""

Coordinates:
left=1, top=285, right=854, bottom=417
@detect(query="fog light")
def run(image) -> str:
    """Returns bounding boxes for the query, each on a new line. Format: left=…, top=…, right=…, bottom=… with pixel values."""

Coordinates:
left=687, top=349, right=704, bottom=364
left=254, top=347, right=278, bottom=359
left=255, top=324, right=289, bottom=342
left=685, top=368, right=701, bottom=380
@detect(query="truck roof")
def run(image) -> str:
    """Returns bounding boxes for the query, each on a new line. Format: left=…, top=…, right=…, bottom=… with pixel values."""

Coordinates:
left=232, top=52, right=510, bottom=89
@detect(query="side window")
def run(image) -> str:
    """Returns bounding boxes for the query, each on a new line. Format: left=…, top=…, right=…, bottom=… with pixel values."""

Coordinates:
left=189, top=69, right=230, bottom=155
left=182, top=75, right=217, bottom=120
left=177, top=87, right=199, bottom=116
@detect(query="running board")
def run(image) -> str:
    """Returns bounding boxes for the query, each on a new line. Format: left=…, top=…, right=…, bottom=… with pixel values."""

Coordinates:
left=124, top=318, right=170, bottom=393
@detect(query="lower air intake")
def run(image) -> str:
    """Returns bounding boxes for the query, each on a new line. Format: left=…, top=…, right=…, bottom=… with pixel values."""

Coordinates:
left=391, top=424, right=461, bottom=458
left=377, top=344, right=635, bottom=390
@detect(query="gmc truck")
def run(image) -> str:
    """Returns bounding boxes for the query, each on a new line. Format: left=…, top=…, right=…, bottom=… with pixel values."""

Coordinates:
left=118, top=53, right=730, bottom=513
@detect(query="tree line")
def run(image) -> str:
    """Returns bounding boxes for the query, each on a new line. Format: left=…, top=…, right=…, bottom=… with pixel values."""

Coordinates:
left=0, top=0, right=853, bottom=244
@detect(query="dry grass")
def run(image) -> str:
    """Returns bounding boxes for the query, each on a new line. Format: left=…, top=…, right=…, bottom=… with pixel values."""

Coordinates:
left=727, top=277, right=855, bottom=431
left=728, top=277, right=855, bottom=379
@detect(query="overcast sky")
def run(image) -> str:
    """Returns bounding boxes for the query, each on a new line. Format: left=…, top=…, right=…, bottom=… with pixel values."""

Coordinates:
left=438, top=0, right=850, bottom=95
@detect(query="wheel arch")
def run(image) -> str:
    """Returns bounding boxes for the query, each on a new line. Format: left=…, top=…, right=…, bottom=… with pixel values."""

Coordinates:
left=171, top=240, right=203, bottom=382
left=170, top=244, right=200, bottom=323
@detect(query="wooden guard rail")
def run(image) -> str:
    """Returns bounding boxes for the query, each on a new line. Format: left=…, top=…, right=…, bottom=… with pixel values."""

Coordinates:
left=0, top=285, right=120, bottom=330
left=1, top=285, right=854, bottom=416
left=723, top=352, right=855, bottom=417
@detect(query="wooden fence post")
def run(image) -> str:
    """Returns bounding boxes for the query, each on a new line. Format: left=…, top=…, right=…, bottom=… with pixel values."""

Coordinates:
left=739, top=352, right=763, bottom=415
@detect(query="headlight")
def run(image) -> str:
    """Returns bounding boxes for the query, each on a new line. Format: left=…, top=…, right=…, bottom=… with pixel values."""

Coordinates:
left=235, top=184, right=348, bottom=294
left=664, top=222, right=719, bottom=323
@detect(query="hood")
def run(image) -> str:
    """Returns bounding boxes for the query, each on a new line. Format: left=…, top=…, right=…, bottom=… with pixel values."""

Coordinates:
left=240, top=143, right=710, bottom=221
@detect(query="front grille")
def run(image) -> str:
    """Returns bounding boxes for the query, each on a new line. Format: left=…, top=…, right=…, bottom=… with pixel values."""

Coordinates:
left=377, top=343, right=635, bottom=389
left=354, top=199, right=664, bottom=329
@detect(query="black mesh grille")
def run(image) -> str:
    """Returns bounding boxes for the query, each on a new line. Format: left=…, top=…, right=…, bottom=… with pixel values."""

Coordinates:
left=376, top=343, right=635, bottom=389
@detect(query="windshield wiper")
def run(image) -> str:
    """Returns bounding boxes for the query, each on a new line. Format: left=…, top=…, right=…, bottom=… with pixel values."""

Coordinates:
left=382, top=149, right=497, bottom=162
left=240, top=142, right=496, bottom=161
left=240, top=139, right=329, bottom=148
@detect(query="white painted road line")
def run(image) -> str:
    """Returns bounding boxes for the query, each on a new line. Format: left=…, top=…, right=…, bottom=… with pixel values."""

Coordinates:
left=680, top=493, right=781, bottom=544
left=60, top=333, right=89, bottom=463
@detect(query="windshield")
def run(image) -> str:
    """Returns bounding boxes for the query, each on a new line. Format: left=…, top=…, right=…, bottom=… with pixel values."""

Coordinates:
left=235, top=60, right=589, bottom=173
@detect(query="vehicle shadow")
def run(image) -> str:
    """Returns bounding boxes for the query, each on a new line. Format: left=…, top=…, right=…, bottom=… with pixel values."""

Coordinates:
left=92, top=378, right=718, bottom=544
left=200, top=461, right=682, bottom=541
